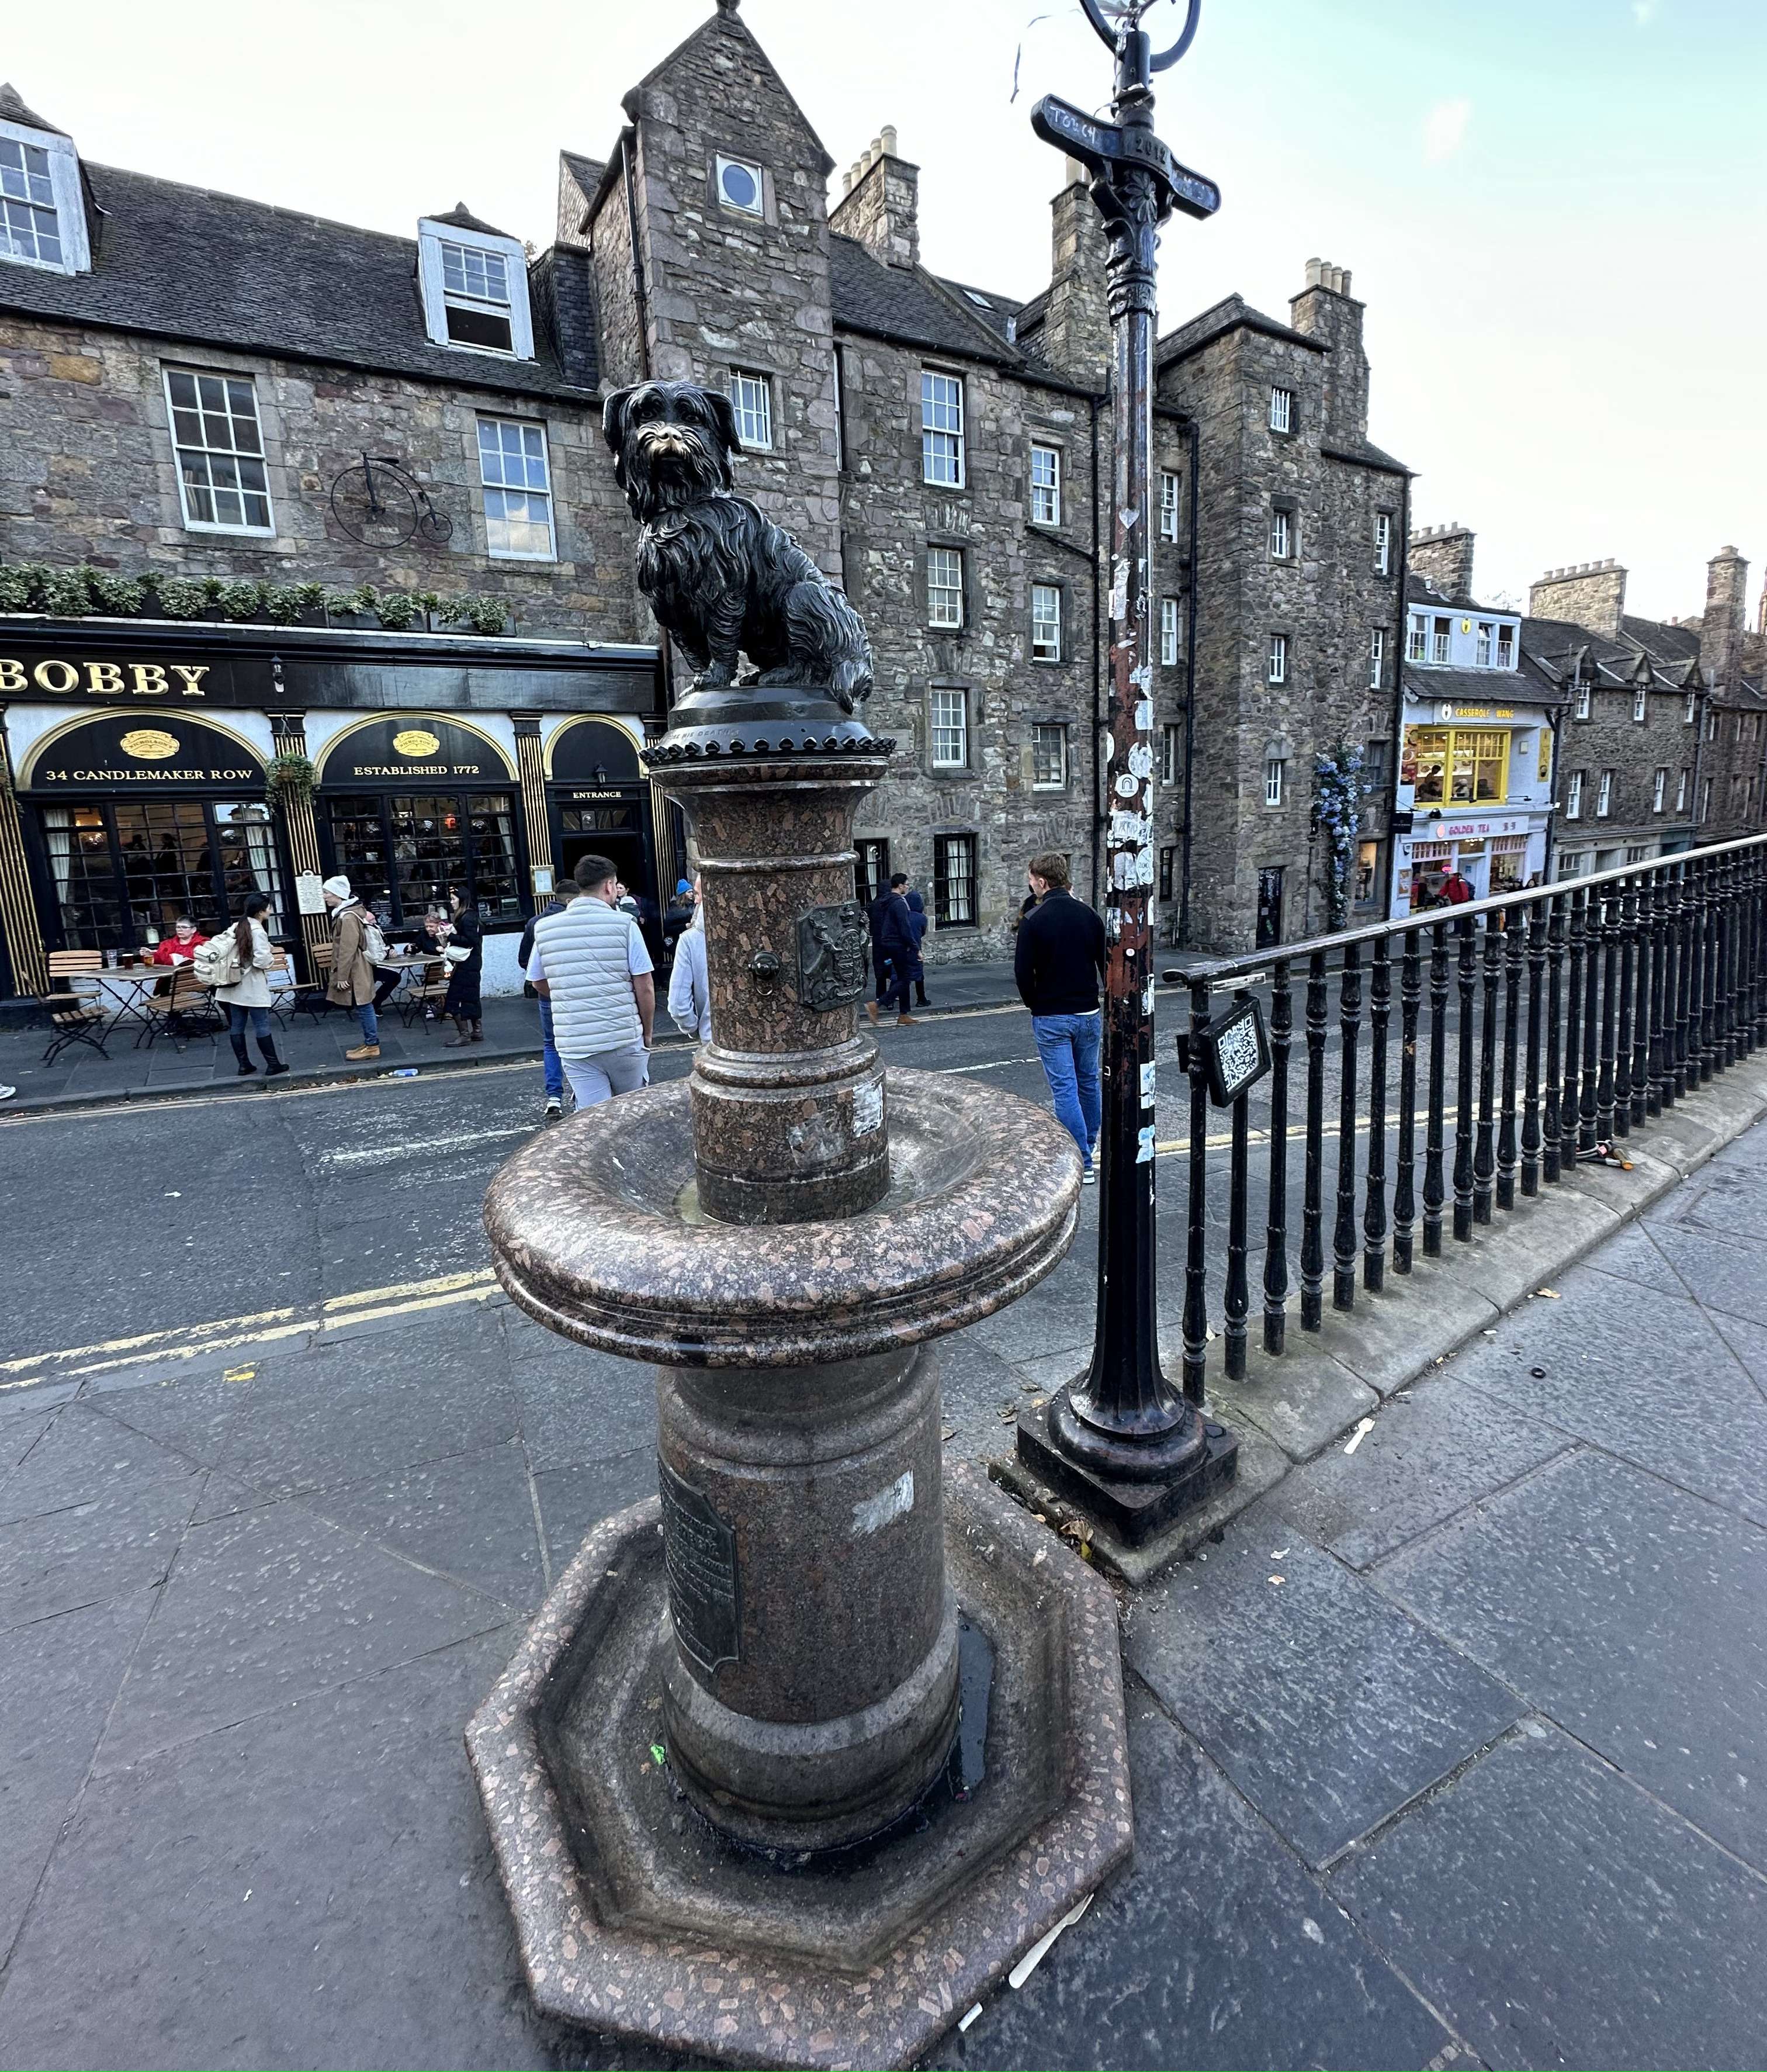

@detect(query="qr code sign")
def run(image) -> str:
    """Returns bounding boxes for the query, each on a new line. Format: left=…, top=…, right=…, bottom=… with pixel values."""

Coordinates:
left=1215, top=1013, right=1263, bottom=1098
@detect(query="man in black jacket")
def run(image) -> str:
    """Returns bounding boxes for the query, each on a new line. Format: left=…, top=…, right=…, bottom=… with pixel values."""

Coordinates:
left=866, top=871, right=921, bottom=1028
left=1014, top=851, right=1106, bottom=1182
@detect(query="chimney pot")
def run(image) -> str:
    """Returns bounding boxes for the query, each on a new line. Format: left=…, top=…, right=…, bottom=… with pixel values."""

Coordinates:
left=881, top=124, right=898, bottom=155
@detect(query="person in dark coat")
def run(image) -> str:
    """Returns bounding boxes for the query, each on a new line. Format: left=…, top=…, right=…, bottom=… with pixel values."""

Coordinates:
left=1014, top=850, right=1106, bottom=1181
left=903, top=887, right=931, bottom=1008
left=866, top=872, right=920, bottom=1028
left=441, top=887, right=483, bottom=1044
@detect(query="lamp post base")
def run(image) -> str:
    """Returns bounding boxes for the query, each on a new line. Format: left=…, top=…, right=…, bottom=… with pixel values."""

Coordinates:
left=1014, top=1396, right=1239, bottom=1547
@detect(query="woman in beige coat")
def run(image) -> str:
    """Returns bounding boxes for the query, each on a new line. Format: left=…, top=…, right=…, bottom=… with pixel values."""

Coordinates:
left=322, top=873, right=382, bottom=1060
left=215, top=891, right=287, bottom=1077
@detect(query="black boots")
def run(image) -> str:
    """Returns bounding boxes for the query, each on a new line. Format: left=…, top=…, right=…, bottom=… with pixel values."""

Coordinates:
left=230, top=1034, right=257, bottom=1076
left=261, top=1035, right=289, bottom=1078
left=445, top=1016, right=473, bottom=1047
left=471, top=1018, right=484, bottom=1043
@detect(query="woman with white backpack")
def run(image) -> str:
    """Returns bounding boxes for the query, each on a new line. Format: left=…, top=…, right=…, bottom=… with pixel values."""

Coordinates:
left=204, top=891, right=287, bottom=1078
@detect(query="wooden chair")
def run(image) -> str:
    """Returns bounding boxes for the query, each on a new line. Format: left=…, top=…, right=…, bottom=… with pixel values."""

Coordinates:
left=290, top=941, right=335, bottom=1023
left=41, top=950, right=112, bottom=1066
left=266, top=950, right=297, bottom=1030
left=401, top=956, right=451, bottom=1027
left=143, top=963, right=225, bottom=1050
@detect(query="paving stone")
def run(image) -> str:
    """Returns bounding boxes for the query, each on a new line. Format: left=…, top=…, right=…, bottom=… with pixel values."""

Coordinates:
left=1201, top=1345, right=1379, bottom=1464
left=1295, top=1263, right=1499, bottom=1397
left=0, top=1401, right=202, bottom=1525
left=938, top=1678, right=1452, bottom=2071
left=96, top=1498, right=510, bottom=1772
left=1331, top=1728, right=1767, bottom=2071
left=1377, top=1446, right=1767, bottom=1872
left=0, top=1474, right=196, bottom=1630
left=509, top=1340, right=659, bottom=1473
left=308, top=1441, right=546, bottom=1611
left=0, top=1627, right=553, bottom=2072
left=1127, top=1534, right=1519, bottom=1868
left=0, top=1592, right=155, bottom=1956
left=532, top=1449, right=657, bottom=1577
left=1266, top=1377, right=1571, bottom=1569
left=1451, top=1262, right=1767, bottom=1528
left=1632, top=1219, right=1767, bottom=1329
left=1645, top=1152, right=1767, bottom=1243
left=86, top=1365, right=257, bottom=1467
left=1704, top=1308, right=1767, bottom=1404
left=1571, top=1216, right=1691, bottom=1300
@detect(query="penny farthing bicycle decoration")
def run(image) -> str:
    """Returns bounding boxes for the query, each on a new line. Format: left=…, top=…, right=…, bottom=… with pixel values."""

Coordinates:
left=1078, top=0, right=1201, bottom=67
left=328, top=451, right=453, bottom=548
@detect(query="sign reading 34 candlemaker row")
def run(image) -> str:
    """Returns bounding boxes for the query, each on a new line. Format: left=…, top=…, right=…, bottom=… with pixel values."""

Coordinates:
left=22, top=714, right=264, bottom=790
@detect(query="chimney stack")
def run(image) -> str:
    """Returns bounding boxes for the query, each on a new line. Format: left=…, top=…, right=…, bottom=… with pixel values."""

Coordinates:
left=1700, top=545, right=1748, bottom=691
left=1527, top=558, right=1628, bottom=637
left=1040, top=157, right=1109, bottom=386
left=1288, top=258, right=1368, bottom=447
left=829, top=126, right=919, bottom=270
left=1408, top=521, right=1476, bottom=602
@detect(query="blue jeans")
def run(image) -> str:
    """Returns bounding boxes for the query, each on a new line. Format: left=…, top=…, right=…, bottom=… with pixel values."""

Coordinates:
left=355, top=1001, right=378, bottom=1044
left=227, top=1004, right=270, bottom=1041
left=1033, top=1012, right=1102, bottom=1165
left=538, top=996, right=564, bottom=1101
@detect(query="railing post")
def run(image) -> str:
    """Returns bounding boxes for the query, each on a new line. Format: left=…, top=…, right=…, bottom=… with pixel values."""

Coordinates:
left=1224, top=991, right=1252, bottom=1383
left=1521, top=898, right=1546, bottom=1197
left=1672, top=860, right=1693, bottom=1099
left=1453, top=914, right=1477, bottom=1240
left=1596, top=883, right=1620, bottom=1145
left=1394, top=932, right=1420, bottom=1271
left=1300, top=950, right=1328, bottom=1328
left=1627, top=877, right=1649, bottom=1129
left=1423, top=922, right=1449, bottom=1253
left=1474, top=916, right=1500, bottom=1223
left=1562, top=885, right=1585, bottom=1171
left=1613, top=877, right=1636, bottom=1136
left=1754, top=848, right=1767, bottom=1053
left=1333, top=943, right=1363, bottom=1310
left=1364, top=938, right=1390, bottom=1291
left=1544, top=893, right=1565, bottom=1184
left=1498, top=905, right=1523, bottom=1209
left=1580, top=883, right=1602, bottom=1153
left=1722, top=853, right=1741, bottom=1068
left=1697, top=857, right=1718, bottom=1085
left=1648, top=866, right=1669, bottom=1116
left=1182, top=976, right=1211, bottom=1404
left=1263, top=959, right=1291, bottom=1355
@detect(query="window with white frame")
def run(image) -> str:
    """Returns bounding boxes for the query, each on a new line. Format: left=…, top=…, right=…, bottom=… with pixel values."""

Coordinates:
left=715, top=155, right=764, bottom=215
left=1269, top=386, right=1294, bottom=434
left=1160, top=596, right=1181, bottom=666
left=1475, top=622, right=1493, bottom=666
left=1676, top=766, right=1689, bottom=813
left=1030, top=443, right=1061, bottom=525
left=1700, top=777, right=1713, bottom=823
left=926, top=546, right=965, bottom=629
left=1374, top=510, right=1393, bottom=575
left=0, top=120, right=88, bottom=274
left=1269, top=506, right=1293, bottom=560
left=164, top=369, right=273, bottom=534
left=1566, top=769, right=1585, bottom=819
left=930, top=686, right=968, bottom=769
left=933, top=832, right=978, bottom=927
left=1431, top=616, right=1451, bottom=665
left=1264, top=756, right=1286, bottom=807
left=1705, top=706, right=1719, bottom=742
left=729, top=369, right=772, bottom=449
left=1557, top=851, right=1586, bottom=880
left=1159, top=470, right=1180, bottom=541
left=1267, top=632, right=1288, bottom=684
left=1497, top=624, right=1515, bottom=669
left=1652, top=766, right=1668, bottom=813
left=1596, top=768, right=1614, bottom=818
left=1406, top=613, right=1428, bottom=663
left=1633, top=683, right=1648, bottom=723
left=921, top=371, right=965, bottom=486
left=1031, top=583, right=1062, bottom=662
left=1160, top=723, right=1180, bottom=788
left=1685, top=690, right=1697, bottom=724
left=477, top=416, right=555, bottom=559
left=1031, top=722, right=1067, bottom=790
left=418, top=217, right=532, bottom=359
left=1575, top=679, right=1592, bottom=721
left=1368, top=625, right=1386, bottom=690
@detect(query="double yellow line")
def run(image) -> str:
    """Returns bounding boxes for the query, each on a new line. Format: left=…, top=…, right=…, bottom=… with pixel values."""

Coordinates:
left=0, top=1266, right=500, bottom=1397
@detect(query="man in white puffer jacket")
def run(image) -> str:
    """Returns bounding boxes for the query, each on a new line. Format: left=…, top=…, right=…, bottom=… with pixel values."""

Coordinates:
left=527, top=853, right=655, bottom=1109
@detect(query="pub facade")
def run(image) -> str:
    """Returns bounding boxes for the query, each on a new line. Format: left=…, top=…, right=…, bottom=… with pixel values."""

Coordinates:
left=0, top=618, right=663, bottom=999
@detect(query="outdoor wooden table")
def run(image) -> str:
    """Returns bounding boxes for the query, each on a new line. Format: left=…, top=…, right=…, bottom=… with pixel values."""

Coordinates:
left=373, top=949, right=439, bottom=1019
left=91, top=962, right=173, bottom=1044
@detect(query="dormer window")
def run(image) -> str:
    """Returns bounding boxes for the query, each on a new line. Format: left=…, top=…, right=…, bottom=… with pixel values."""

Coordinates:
left=417, top=212, right=532, bottom=361
left=0, top=101, right=91, bottom=275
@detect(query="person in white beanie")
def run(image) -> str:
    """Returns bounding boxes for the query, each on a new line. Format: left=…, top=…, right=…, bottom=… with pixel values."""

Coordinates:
left=322, top=874, right=382, bottom=1060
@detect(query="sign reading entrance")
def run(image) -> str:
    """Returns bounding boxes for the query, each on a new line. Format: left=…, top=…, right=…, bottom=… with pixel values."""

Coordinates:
left=23, top=714, right=263, bottom=790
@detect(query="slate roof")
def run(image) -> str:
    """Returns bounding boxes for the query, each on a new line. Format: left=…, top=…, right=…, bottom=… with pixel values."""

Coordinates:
left=1621, top=614, right=1702, bottom=666
left=0, top=82, right=63, bottom=134
left=1157, top=292, right=1324, bottom=366
left=932, top=275, right=1027, bottom=346
left=427, top=202, right=514, bottom=240
left=1408, top=569, right=1516, bottom=617
left=0, top=162, right=596, bottom=399
left=829, top=234, right=1019, bottom=365
left=1404, top=655, right=1564, bottom=710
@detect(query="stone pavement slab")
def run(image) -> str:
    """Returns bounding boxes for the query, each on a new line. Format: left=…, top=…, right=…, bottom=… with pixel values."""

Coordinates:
left=1329, top=1727, right=1767, bottom=2072
left=1377, top=1444, right=1767, bottom=1870
left=0, top=1473, right=198, bottom=1629
left=1127, top=1534, right=1520, bottom=1869
left=940, top=1679, right=1456, bottom=2072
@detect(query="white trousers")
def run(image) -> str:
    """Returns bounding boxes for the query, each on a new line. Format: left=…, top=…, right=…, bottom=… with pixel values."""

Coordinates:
left=562, top=1044, right=650, bottom=1109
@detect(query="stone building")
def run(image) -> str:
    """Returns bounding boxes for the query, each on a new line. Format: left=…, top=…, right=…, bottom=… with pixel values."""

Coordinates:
left=0, top=1, right=1415, bottom=1001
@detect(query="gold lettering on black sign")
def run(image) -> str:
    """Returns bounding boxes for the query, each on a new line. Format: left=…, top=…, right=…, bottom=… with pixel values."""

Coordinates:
left=0, top=657, right=210, bottom=698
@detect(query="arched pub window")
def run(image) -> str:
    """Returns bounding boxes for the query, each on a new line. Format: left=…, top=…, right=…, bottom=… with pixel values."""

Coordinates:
left=316, top=716, right=524, bottom=928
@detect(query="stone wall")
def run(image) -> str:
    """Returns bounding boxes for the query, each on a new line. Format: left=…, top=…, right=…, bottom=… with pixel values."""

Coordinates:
left=1408, top=523, right=1475, bottom=601
left=1554, top=681, right=1700, bottom=860
left=1529, top=561, right=1627, bottom=636
left=0, top=318, right=635, bottom=638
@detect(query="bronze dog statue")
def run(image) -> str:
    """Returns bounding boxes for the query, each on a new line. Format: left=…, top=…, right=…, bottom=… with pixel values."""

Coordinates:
left=602, top=379, right=874, bottom=714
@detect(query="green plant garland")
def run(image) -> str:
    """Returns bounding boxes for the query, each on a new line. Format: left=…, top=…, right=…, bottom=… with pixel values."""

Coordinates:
left=0, top=562, right=512, bottom=637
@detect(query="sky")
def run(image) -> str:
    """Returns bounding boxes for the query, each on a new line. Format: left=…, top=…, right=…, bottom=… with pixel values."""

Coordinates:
left=9, top=0, right=1765, bottom=621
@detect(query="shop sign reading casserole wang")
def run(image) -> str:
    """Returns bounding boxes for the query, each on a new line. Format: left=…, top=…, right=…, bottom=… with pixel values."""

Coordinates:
left=0, top=655, right=211, bottom=698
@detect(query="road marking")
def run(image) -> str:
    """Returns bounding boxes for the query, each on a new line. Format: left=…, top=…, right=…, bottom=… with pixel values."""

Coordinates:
left=943, top=1056, right=1041, bottom=1074
left=0, top=1265, right=500, bottom=1396
left=318, top=1125, right=530, bottom=1168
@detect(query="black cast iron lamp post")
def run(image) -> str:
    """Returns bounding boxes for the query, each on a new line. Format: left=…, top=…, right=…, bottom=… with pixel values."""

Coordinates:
left=1016, top=0, right=1239, bottom=1544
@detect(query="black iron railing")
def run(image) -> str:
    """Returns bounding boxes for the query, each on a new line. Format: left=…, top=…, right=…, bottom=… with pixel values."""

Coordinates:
left=1167, top=835, right=1767, bottom=1401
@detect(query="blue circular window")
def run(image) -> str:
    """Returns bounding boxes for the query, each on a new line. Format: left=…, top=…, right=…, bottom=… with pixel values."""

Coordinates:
left=720, top=161, right=758, bottom=211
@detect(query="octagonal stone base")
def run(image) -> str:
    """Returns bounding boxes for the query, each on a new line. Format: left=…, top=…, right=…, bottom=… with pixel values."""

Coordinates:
left=466, top=1462, right=1132, bottom=2070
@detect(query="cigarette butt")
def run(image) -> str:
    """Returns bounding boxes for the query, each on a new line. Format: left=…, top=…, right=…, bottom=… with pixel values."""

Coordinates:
left=1344, top=1416, right=1375, bottom=1455
left=958, top=2004, right=984, bottom=2033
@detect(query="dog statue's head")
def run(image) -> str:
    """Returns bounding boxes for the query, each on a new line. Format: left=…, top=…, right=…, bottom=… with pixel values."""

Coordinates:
left=602, top=380, right=742, bottom=523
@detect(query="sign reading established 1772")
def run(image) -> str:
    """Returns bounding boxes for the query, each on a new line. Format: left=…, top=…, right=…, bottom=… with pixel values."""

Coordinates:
left=316, top=715, right=514, bottom=788
left=657, top=1457, right=741, bottom=1675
